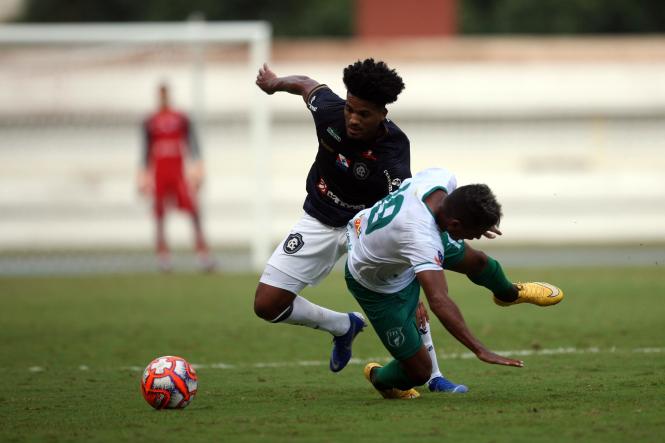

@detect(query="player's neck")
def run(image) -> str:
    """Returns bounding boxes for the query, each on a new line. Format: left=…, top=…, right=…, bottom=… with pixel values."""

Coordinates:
left=424, top=190, right=447, bottom=229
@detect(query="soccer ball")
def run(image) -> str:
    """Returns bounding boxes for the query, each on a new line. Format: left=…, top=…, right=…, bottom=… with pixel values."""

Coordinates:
left=141, top=355, right=198, bottom=409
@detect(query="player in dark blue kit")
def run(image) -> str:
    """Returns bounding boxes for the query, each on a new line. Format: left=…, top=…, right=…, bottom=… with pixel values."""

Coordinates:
left=253, top=59, right=562, bottom=393
left=253, top=59, right=460, bottom=391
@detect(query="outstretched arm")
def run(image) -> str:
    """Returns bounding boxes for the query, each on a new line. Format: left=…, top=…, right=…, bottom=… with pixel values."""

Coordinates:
left=255, top=63, right=320, bottom=100
left=416, top=269, right=524, bottom=368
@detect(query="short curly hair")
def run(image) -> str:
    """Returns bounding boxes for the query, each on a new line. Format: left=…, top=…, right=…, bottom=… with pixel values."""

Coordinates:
left=343, top=58, right=405, bottom=107
left=445, top=184, right=502, bottom=230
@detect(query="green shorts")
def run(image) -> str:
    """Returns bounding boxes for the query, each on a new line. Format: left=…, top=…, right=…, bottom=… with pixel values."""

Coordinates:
left=441, top=232, right=465, bottom=269
left=343, top=233, right=463, bottom=360
left=344, top=265, right=422, bottom=361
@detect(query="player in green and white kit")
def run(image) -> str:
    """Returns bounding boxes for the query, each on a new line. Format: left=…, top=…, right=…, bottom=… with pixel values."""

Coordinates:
left=346, top=168, right=563, bottom=398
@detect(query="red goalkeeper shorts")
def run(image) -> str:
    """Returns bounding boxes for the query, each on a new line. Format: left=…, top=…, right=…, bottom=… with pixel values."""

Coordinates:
left=153, top=174, right=196, bottom=217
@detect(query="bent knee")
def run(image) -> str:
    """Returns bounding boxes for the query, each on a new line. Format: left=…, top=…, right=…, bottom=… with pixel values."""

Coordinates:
left=253, top=290, right=276, bottom=321
left=253, top=297, right=272, bottom=321
left=253, top=284, right=294, bottom=321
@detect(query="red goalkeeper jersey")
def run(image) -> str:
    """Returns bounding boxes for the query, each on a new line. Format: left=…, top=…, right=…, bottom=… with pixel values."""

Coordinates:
left=143, top=108, right=201, bottom=215
left=142, top=108, right=200, bottom=179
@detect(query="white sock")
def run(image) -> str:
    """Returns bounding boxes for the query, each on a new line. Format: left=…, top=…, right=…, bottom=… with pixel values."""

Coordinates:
left=273, top=295, right=350, bottom=336
left=419, top=321, right=442, bottom=381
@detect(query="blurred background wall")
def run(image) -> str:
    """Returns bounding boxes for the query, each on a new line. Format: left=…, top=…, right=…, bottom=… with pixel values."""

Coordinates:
left=1, top=0, right=664, bottom=273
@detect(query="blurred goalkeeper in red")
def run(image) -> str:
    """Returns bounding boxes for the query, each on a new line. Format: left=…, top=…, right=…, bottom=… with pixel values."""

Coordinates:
left=138, top=83, right=214, bottom=272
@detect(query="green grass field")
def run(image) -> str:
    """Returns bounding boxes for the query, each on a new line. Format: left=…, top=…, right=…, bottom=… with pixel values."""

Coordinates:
left=1, top=267, right=664, bottom=442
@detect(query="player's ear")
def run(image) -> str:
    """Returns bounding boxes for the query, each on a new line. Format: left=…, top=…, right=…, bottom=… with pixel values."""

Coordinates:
left=447, top=219, right=462, bottom=230
left=446, top=218, right=467, bottom=238
left=437, top=212, right=457, bottom=232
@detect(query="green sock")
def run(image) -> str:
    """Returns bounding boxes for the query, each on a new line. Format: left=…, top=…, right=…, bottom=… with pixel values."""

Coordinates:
left=468, top=256, right=517, bottom=302
left=373, top=360, right=415, bottom=390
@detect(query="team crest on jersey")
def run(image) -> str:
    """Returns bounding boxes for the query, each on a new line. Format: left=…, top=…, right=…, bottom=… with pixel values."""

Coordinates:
left=353, top=162, right=369, bottom=180
left=283, top=233, right=304, bottom=254
left=386, top=327, right=405, bottom=348
left=353, top=215, right=364, bottom=237
left=336, top=153, right=351, bottom=171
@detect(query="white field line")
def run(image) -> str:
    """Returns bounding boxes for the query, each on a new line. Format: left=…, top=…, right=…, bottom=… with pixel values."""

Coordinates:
left=17, top=346, right=663, bottom=373
left=114, top=346, right=664, bottom=372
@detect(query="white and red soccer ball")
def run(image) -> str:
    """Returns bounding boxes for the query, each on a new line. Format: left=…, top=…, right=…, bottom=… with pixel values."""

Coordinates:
left=141, top=356, right=197, bottom=409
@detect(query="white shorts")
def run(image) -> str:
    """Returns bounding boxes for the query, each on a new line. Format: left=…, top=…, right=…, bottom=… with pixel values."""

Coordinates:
left=260, top=213, right=348, bottom=291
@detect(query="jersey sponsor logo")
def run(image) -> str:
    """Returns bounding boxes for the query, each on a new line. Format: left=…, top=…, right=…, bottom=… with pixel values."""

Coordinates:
left=361, top=149, right=378, bottom=161
left=283, top=233, right=305, bottom=254
left=152, top=140, right=184, bottom=158
left=386, top=327, right=406, bottom=348
left=327, top=127, right=342, bottom=142
left=317, top=177, right=329, bottom=194
left=336, top=153, right=351, bottom=171
left=150, top=113, right=183, bottom=134
left=317, top=178, right=365, bottom=211
left=383, top=170, right=402, bottom=192
left=307, top=95, right=318, bottom=112
left=353, top=162, right=369, bottom=180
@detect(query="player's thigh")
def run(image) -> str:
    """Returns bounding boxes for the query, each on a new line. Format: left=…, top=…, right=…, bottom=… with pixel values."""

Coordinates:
left=153, top=181, right=170, bottom=217
left=174, top=175, right=196, bottom=212
left=266, top=214, right=346, bottom=286
left=258, top=265, right=307, bottom=299
left=154, top=177, right=179, bottom=213
left=345, top=268, right=422, bottom=361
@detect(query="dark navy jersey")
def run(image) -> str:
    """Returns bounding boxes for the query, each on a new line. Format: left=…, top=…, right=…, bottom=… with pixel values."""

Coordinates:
left=302, top=85, right=411, bottom=227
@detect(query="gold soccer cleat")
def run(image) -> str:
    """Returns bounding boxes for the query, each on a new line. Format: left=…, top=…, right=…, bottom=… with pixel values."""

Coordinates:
left=494, top=282, right=564, bottom=307
left=363, top=363, right=420, bottom=399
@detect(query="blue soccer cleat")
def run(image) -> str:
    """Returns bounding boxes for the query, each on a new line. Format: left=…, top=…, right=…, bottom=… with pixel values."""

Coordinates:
left=428, top=376, right=469, bottom=393
left=329, top=312, right=366, bottom=373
